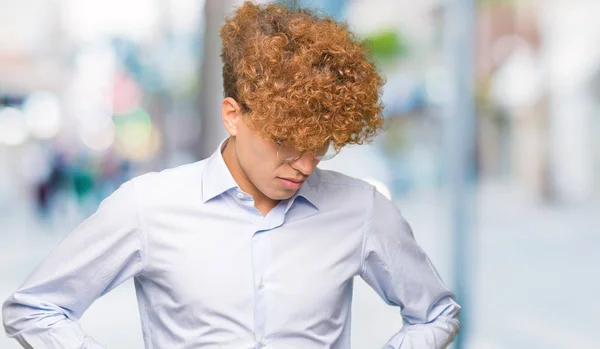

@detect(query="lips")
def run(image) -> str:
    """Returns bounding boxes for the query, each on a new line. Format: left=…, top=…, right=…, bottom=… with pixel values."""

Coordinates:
left=279, top=177, right=304, bottom=183
left=277, top=177, right=305, bottom=190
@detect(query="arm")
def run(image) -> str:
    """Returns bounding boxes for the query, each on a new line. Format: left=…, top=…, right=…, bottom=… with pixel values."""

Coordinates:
left=359, top=188, right=461, bottom=349
left=2, top=181, right=146, bottom=348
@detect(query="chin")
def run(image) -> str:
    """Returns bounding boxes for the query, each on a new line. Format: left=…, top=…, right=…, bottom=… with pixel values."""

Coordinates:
left=268, top=189, right=297, bottom=201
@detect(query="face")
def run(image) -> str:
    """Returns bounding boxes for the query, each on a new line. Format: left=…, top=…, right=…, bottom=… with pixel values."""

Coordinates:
left=221, top=98, right=320, bottom=202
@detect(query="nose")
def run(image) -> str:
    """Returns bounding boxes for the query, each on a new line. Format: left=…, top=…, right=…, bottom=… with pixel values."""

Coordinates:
left=289, top=151, right=319, bottom=176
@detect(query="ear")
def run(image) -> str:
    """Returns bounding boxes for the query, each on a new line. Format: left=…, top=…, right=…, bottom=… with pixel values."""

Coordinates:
left=222, top=97, right=242, bottom=136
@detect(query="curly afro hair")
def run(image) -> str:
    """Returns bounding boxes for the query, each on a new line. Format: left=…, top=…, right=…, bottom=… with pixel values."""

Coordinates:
left=220, top=1, right=385, bottom=151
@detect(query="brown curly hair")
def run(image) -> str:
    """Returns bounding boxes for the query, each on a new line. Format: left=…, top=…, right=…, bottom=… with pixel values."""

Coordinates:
left=220, top=1, right=385, bottom=151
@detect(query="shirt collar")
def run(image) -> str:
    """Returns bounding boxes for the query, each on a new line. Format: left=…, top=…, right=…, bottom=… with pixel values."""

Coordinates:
left=288, top=170, right=320, bottom=211
left=201, top=138, right=321, bottom=210
left=201, top=139, right=239, bottom=203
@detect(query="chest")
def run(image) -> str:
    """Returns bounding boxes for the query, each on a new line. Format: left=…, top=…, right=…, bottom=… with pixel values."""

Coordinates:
left=143, top=208, right=364, bottom=327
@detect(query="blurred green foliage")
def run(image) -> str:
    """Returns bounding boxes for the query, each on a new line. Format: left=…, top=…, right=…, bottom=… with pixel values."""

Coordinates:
left=363, top=29, right=409, bottom=65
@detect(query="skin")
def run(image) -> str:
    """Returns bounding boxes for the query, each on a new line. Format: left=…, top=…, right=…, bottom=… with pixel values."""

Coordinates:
left=220, top=97, right=320, bottom=216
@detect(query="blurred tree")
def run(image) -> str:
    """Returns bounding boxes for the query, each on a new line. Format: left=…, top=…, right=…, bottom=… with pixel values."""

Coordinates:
left=364, top=29, right=410, bottom=66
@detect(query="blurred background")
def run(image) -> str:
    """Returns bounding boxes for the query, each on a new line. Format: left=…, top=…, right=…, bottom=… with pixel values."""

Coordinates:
left=1, top=0, right=599, bottom=348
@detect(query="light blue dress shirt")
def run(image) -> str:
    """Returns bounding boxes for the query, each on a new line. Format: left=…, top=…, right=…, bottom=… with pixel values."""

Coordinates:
left=3, top=141, right=460, bottom=348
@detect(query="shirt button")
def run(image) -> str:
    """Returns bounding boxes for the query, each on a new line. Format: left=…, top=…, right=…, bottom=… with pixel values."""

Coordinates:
left=237, top=193, right=244, bottom=199
left=259, top=278, right=265, bottom=289
left=261, top=337, right=267, bottom=346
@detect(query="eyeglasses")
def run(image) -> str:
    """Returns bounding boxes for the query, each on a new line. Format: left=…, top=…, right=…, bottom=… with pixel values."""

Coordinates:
left=277, top=141, right=339, bottom=163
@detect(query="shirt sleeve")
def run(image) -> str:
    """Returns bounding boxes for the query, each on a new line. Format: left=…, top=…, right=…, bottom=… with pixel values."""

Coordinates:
left=2, top=180, right=146, bottom=349
left=359, top=188, right=461, bottom=349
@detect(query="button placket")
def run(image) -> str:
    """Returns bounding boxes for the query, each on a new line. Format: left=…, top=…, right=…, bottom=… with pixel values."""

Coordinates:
left=251, top=202, right=286, bottom=349
left=252, top=218, right=271, bottom=349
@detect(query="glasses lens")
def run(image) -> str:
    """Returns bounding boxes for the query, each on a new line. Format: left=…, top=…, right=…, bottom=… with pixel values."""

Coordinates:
left=314, top=142, right=338, bottom=161
left=278, top=144, right=301, bottom=162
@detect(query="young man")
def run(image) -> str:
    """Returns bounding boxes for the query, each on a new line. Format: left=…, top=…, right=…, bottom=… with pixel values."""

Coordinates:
left=3, top=2, right=460, bottom=348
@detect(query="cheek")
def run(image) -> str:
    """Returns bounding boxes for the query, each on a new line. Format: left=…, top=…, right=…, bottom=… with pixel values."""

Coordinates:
left=246, top=141, right=278, bottom=172
left=235, top=130, right=281, bottom=181
left=255, top=158, right=282, bottom=180
left=238, top=142, right=277, bottom=180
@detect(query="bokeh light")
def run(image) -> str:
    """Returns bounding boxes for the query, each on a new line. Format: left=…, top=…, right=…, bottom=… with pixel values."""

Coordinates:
left=114, top=108, right=160, bottom=160
left=22, top=92, right=63, bottom=139
left=80, top=119, right=116, bottom=151
left=0, top=107, right=29, bottom=146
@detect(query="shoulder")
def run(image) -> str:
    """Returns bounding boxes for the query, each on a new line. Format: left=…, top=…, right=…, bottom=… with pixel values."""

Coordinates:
left=312, top=168, right=400, bottom=213
left=310, top=168, right=375, bottom=203
left=132, top=159, right=207, bottom=185
left=128, top=159, right=209, bottom=205
left=314, top=168, right=373, bottom=190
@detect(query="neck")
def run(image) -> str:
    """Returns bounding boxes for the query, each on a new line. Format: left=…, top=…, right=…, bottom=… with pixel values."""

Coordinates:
left=221, top=137, right=279, bottom=215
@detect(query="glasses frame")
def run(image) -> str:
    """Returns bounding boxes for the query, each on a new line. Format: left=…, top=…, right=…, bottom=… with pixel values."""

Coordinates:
left=276, top=141, right=338, bottom=163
